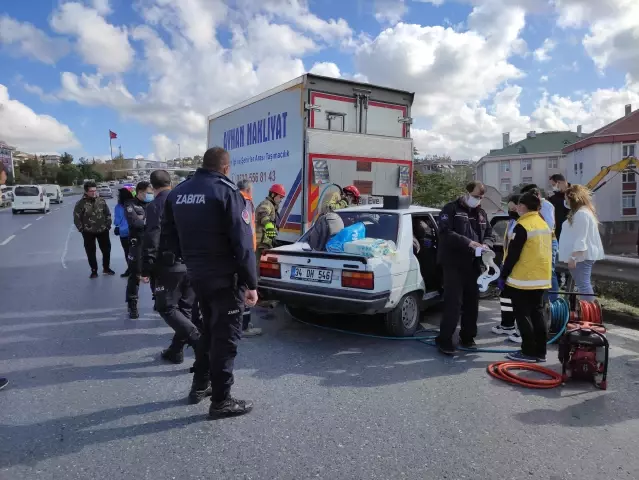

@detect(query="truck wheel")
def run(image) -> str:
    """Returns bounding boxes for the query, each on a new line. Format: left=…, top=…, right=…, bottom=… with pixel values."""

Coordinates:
left=384, top=293, right=420, bottom=337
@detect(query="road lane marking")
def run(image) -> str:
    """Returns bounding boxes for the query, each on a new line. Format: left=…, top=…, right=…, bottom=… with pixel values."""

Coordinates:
left=61, top=225, right=74, bottom=269
left=1, top=235, right=15, bottom=246
left=22, top=223, right=32, bottom=230
left=36, top=216, right=44, bottom=221
left=54, top=208, right=60, bottom=211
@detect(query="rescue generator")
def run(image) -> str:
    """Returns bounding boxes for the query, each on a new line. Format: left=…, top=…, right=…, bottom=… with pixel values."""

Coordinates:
left=555, top=293, right=609, bottom=390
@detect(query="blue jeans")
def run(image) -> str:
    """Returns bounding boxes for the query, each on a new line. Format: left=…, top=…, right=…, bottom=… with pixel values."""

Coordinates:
left=544, top=239, right=559, bottom=303
left=571, top=260, right=596, bottom=301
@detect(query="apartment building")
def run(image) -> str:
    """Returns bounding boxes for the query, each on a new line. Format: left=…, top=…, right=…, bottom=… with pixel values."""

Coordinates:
left=475, top=130, right=583, bottom=195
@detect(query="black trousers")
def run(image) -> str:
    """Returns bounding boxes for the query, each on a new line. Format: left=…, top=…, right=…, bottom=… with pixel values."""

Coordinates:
left=511, top=288, right=547, bottom=358
left=438, top=265, right=480, bottom=345
left=154, top=269, right=200, bottom=347
left=119, top=237, right=130, bottom=271
left=82, top=231, right=111, bottom=271
left=125, top=239, right=141, bottom=302
left=192, top=280, right=244, bottom=403
left=499, top=285, right=516, bottom=328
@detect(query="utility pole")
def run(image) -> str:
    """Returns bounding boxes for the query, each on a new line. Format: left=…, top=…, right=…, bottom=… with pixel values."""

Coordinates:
left=177, top=143, right=181, bottom=167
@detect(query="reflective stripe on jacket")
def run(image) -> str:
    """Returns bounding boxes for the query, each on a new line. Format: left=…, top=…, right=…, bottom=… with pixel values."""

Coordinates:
left=506, top=212, right=552, bottom=290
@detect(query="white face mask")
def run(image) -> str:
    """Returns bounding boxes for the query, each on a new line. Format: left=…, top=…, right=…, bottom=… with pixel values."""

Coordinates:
left=552, top=186, right=560, bottom=192
left=564, top=200, right=570, bottom=209
left=466, top=194, right=481, bottom=208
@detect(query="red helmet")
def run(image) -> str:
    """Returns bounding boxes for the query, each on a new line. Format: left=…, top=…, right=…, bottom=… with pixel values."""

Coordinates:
left=343, top=185, right=361, bottom=199
left=269, top=184, right=286, bottom=197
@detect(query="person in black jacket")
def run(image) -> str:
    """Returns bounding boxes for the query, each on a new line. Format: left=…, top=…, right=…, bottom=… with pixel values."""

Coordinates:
left=161, top=147, right=257, bottom=419
left=141, top=170, right=201, bottom=364
left=548, top=174, right=570, bottom=240
left=124, top=181, right=153, bottom=319
left=435, top=181, right=496, bottom=355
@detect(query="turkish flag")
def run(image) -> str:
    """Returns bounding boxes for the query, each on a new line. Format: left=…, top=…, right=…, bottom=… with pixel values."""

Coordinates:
left=109, top=130, right=117, bottom=139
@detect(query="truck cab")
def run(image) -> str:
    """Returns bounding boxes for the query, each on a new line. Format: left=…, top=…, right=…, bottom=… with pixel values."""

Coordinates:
left=258, top=199, right=443, bottom=336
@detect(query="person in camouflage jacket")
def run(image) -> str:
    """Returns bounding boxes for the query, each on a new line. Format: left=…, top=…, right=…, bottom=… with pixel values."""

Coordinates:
left=73, top=181, right=115, bottom=278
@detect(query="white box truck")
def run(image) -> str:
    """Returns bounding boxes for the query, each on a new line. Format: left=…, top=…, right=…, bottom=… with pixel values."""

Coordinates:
left=207, top=73, right=415, bottom=243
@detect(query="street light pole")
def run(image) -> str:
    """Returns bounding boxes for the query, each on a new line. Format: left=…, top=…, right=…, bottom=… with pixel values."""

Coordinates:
left=177, top=144, right=181, bottom=168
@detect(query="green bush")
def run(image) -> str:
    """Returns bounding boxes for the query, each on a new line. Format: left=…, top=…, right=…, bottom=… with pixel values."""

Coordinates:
left=594, top=280, right=639, bottom=307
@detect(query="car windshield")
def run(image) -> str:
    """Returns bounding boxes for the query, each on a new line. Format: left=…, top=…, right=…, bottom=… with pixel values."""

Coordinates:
left=300, top=211, right=400, bottom=244
left=15, top=186, right=39, bottom=196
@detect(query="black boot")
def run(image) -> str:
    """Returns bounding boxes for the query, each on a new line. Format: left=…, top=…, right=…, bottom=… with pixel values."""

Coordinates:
left=161, top=339, right=185, bottom=364
left=209, top=397, right=253, bottom=418
left=128, top=300, right=139, bottom=319
left=120, top=269, right=130, bottom=278
left=188, top=375, right=212, bottom=405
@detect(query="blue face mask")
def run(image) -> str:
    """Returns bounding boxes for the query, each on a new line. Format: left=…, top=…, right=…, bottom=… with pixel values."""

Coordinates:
left=144, top=193, right=154, bottom=203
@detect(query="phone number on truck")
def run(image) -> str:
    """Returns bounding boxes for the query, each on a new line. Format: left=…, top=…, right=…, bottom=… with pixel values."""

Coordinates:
left=232, top=171, right=277, bottom=184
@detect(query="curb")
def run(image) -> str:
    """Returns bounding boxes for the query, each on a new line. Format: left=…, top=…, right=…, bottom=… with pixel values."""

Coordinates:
left=602, top=308, right=639, bottom=330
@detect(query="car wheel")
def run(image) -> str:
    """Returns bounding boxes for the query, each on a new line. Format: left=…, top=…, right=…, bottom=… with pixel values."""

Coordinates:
left=40, top=208, right=46, bottom=214
left=384, top=292, right=420, bottom=337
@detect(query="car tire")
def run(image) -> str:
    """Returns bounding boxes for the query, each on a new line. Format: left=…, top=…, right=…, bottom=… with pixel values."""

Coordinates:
left=40, top=208, right=46, bottom=214
left=384, top=292, right=420, bottom=337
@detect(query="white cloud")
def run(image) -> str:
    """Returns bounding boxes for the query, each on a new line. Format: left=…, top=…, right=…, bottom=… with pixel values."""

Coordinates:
left=310, top=62, right=341, bottom=78
left=50, top=2, right=135, bottom=74
left=91, top=0, right=112, bottom=15
left=374, top=0, right=408, bottom=25
left=533, top=38, right=556, bottom=62
left=0, top=15, right=69, bottom=64
left=23, top=83, right=59, bottom=103
left=540, top=75, right=549, bottom=82
left=0, top=84, right=80, bottom=152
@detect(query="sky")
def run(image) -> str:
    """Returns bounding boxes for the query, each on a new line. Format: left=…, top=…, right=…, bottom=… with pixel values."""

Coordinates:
left=0, top=0, right=638, bottom=161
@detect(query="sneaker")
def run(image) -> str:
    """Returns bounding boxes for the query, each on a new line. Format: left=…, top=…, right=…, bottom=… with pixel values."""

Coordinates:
left=0, top=378, right=8, bottom=391
left=508, top=332, right=522, bottom=344
left=243, top=326, right=263, bottom=337
left=536, top=355, right=547, bottom=363
left=209, top=397, right=253, bottom=418
left=506, top=351, right=537, bottom=363
left=188, top=379, right=212, bottom=405
left=103, top=268, right=116, bottom=276
left=161, top=347, right=184, bottom=364
left=435, top=337, right=455, bottom=356
left=90, top=270, right=98, bottom=279
left=459, top=339, right=477, bottom=350
left=492, top=325, right=516, bottom=335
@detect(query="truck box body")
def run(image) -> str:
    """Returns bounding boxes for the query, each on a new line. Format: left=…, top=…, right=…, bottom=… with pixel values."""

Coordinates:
left=207, top=74, right=414, bottom=243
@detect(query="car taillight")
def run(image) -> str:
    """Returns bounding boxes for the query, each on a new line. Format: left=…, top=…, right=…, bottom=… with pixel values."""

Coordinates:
left=342, top=270, right=374, bottom=290
left=260, top=260, right=281, bottom=278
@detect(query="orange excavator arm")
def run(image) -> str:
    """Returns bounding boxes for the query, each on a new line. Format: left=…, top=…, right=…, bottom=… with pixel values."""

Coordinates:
left=587, top=156, right=639, bottom=192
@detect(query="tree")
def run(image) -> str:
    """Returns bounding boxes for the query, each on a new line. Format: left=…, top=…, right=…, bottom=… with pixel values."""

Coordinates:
left=19, top=158, right=42, bottom=183
left=412, top=170, right=467, bottom=208
left=56, top=164, right=79, bottom=186
left=413, top=146, right=420, bottom=160
left=193, top=155, right=203, bottom=166
left=60, top=152, right=74, bottom=165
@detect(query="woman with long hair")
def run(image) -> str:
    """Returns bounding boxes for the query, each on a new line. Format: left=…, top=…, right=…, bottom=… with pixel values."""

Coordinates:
left=558, top=184, right=605, bottom=300
left=113, top=187, right=134, bottom=277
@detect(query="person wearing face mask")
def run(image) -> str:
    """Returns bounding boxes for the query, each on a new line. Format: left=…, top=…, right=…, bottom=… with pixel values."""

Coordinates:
left=547, top=174, right=570, bottom=241
left=124, top=180, right=153, bottom=319
left=162, top=147, right=257, bottom=418
left=491, top=194, right=520, bottom=338
left=73, top=181, right=116, bottom=279
left=435, top=181, right=496, bottom=355
left=498, top=190, right=553, bottom=363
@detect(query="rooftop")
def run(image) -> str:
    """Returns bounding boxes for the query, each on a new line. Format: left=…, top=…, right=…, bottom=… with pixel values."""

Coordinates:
left=562, top=106, right=639, bottom=154
left=484, top=131, right=583, bottom=159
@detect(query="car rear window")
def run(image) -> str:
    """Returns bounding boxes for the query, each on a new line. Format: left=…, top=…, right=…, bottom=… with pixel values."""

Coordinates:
left=15, top=186, right=40, bottom=196
left=336, top=211, right=400, bottom=243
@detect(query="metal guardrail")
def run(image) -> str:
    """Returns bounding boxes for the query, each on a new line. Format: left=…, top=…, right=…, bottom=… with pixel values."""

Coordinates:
left=557, top=255, right=639, bottom=285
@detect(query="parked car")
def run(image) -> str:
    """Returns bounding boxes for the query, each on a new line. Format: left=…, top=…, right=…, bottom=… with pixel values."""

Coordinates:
left=98, top=186, right=113, bottom=198
left=43, top=184, right=64, bottom=204
left=12, top=185, right=50, bottom=214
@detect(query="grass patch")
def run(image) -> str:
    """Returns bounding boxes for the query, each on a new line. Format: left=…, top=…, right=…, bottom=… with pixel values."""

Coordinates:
left=599, top=296, right=639, bottom=319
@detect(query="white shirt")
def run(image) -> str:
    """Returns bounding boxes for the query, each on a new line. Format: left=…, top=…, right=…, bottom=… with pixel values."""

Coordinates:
left=558, top=207, right=605, bottom=262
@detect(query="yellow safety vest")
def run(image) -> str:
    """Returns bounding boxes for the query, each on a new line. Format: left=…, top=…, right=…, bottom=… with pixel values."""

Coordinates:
left=506, top=212, right=552, bottom=290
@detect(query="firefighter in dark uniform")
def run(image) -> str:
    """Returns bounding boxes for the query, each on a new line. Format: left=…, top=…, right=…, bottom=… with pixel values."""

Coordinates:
left=141, top=170, right=201, bottom=364
left=162, top=146, right=257, bottom=418
left=435, top=181, right=496, bottom=355
left=124, top=180, right=153, bottom=319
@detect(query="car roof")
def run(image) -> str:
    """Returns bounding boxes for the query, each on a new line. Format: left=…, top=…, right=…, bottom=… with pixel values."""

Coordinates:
left=338, top=204, right=441, bottom=215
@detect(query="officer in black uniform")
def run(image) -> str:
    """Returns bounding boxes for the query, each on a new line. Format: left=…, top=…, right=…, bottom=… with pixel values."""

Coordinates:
left=161, top=146, right=257, bottom=418
left=124, top=180, right=153, bottom=319
left=435, top=181, right=495, bottom=355
left=141, top=169, right=201, bottom=364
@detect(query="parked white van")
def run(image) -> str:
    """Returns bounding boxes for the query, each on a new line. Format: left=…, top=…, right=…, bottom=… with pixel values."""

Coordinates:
left=12, top=185, right=51, bottom=214
left=43, top=184, right=64, bottom=204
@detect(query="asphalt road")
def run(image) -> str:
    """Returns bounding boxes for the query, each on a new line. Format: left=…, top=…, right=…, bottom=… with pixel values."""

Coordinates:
left=2, top=200, right=639, bottom=479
